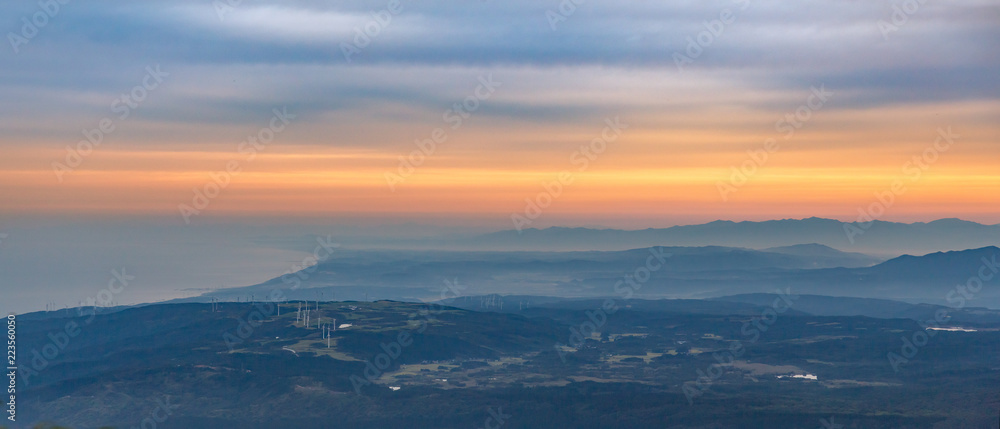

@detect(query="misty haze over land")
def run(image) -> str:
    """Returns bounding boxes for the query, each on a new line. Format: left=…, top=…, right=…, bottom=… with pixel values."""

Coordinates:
left=4, top=217, right=999, bottom=315
left=2, top=0, right=998, bottom=427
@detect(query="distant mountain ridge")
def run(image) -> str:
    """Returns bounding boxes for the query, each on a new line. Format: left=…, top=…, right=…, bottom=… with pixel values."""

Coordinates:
left=761, top=243, right=877, bottom=268
left=873, top=246, right=1000, bottom=275
left=187, top=244, right=1000, bottom=309
left=185, top=243, right=885, bottom=304
left=692, top=246, right=1000, bottom=306
left=461, top=217, right=1000, bottom=255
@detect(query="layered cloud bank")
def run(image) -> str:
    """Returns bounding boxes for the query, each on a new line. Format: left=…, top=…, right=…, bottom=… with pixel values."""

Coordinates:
left=1, top=0, right=998, bottom=227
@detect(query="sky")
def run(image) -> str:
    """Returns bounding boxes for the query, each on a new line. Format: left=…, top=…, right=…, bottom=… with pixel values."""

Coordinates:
left=0, top=0, right=998, bottom=312
left=1, top=0, right=998, bottom=229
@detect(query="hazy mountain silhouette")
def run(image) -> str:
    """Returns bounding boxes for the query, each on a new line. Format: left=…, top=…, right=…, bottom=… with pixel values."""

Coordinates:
left=461, top=218, right=1000, bottom=255
left=762, top=243, right=879, bottom=268
left=186, top=245, right=1000, bottom=309
left=185, top=244, right=879, bottom=302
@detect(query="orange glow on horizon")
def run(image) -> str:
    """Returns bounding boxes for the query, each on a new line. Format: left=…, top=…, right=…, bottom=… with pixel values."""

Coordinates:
left=1, top=98, right=997, bottom=227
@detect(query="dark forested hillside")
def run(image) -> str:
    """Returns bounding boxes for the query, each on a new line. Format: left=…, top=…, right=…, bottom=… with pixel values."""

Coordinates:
left=8, top=297, right=999, bottom=428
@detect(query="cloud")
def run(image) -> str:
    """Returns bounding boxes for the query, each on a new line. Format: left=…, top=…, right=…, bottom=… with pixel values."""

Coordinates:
left=0, top=0, right=996, bottom=147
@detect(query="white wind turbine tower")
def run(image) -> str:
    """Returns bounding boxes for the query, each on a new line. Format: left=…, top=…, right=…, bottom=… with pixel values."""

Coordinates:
left=315, top=301, right=321, bottom=328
